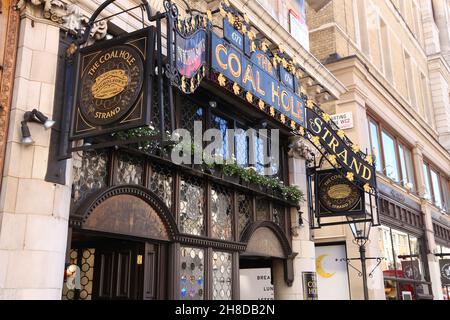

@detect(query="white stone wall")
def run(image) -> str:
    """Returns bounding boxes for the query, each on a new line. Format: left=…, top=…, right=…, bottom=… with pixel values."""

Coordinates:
left=0, top=17, right=72, bottom=300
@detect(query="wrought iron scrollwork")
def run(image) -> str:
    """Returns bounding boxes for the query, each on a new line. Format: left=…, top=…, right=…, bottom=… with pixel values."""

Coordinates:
left=164, top=0, right=178, bottom=18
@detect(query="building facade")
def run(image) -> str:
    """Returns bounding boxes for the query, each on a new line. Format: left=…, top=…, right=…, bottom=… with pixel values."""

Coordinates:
left=0, top=0, right=448, bottom=301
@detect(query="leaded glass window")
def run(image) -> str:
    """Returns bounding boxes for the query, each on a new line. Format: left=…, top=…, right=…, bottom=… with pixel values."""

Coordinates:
left=115, top=153, right=144, bottom=185
left=273, top=204, right=286, bottom=232
left=62, top=248, right=95, bottom=300
left=149, top=163, right=173, bottom=209
left=256, top=198, right=270, bottom=221
left=72, top=150, right=109, bottom=204
left=179, top=176, right=205, bottom=236
left=212, top=251, right=232, bottom=300
left=238, top=194, right=252, bottom=235
left=180, top=247, right=205, bottom=300
left=180, top=98, right=203, bottom=134
left=211, top=114, right=230, bottom=160
left=211, top=185, right=233, bottom=240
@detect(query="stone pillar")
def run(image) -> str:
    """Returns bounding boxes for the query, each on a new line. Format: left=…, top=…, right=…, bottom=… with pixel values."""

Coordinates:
left=432, top=0, right=450, bottom=63
left=0, top=16, right=71, bottom=300
left=273, top=155, right=315, bottom=300
left=412, top=143, right=444, bottom=300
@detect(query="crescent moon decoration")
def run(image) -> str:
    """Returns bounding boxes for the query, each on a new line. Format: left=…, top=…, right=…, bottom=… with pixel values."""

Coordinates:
left=316, top=254, right=336, bottom=278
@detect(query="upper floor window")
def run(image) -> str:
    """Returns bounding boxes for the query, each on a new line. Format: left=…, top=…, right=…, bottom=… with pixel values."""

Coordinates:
left=423, top=162, right=448, bottom=210
left=368, top=117, right=416, bottom=190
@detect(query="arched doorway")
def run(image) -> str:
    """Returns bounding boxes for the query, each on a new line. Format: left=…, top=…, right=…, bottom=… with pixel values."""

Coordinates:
left=64, top=186, right=177, bottom=300
left=239, top=222, right=296, bottom=300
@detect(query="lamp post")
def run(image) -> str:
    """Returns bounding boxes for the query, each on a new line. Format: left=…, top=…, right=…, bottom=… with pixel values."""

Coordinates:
left=347, top=216, right=372, bottom=300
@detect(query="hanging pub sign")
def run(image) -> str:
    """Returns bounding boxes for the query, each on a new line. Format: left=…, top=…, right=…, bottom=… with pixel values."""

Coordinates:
left=176, top=29, right=207, bottom=78
left=440, top=259, right=450, bottom=285
left=210, top=32, right=305, bottom=128
left=316, top=169, right=365, bottom=217
left=306, top=106, right=376, bottom=188
left=302, top=272, right=318, bottom=300
left=70, top=27, right=155, bottom=139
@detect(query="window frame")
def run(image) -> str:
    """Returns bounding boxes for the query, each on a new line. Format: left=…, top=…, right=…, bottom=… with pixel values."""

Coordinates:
left=423, top=160, right=447, bottom=210
left=368, top=116, right=417, bottom=190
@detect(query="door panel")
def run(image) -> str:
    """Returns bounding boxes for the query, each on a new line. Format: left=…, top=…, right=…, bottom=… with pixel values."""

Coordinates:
left=143, top=243, right=156, bottom=300
left=115, top=249, right=132, bottom=299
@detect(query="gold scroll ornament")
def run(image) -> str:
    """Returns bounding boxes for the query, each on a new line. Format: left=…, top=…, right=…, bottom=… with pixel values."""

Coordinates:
left=91, top=69, right=129, bottom=100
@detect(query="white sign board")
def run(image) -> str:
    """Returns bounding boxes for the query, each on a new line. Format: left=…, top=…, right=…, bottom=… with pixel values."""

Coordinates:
left=289, top=10, right=310, bottom=51
left=330, top=112, right=354, bottom=130
left=239, top=268, right=274, bottom=300
left=315, top=245, right=351, bottom=300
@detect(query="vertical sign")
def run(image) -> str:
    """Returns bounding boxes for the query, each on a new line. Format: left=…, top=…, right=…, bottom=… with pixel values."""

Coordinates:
left=302, top=272, right=318, bottom=300
left=440, top=259, right=450, bottom=285
left=289, top=0, right=309, bottom=51
left=315, top=245, right=351, bottom=300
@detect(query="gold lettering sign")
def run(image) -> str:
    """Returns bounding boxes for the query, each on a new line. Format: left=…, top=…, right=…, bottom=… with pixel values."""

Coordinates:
left=318, top=171, right=364, bottom=215
left=91, top=70, right=129, bottom=100
left=79, top=45, right=144, bottom=126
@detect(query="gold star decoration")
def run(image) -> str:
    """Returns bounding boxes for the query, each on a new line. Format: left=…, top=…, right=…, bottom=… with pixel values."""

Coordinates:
left=337, top=130, right=345, bottom=139
left=248, top=31, right=255, bottom=41
left=233, top=82, right=240, bottom=95
left=206, top=10, right=213, bottom=21
left=346, top=172, right=354, bottom=182
left=218, top=73, right=226, bottom=87
left=327, top=155, right=337, bottom=165
left=181, top=76, right=187, bottom=92
left=190, top=78, right=196, bottom=92
left=242, top=25, right=247, bottom=34
left=258, top=99, right=265, bottom=110
left=219, top=6, right=227, bottom=17
left=322, top=113, right=331, bottom=122
left=227, top=12, right=235, bottom=25
left=307, top=99, right=314, bottom=108
left=290, top=120, right=296, bottom=130
left=311, top=136, right=320, bottom=146
left=270, top=107, right=275, bottom=117
left=298, top=126, right=305, bottom=136
left=363, top=184, right=372, bottom=193
left=282, top=58, right=288, bottom=69
left=351, top=144, right=360, bottom=153
left=246, top=92, right=253, bottom=103
left=365, top=154, right=373, bottom=165
left=250, top=41, right=256, bottom=52
left=280, top=114, right=286, bottom=124
left=261, top=41, right=269, bottom=52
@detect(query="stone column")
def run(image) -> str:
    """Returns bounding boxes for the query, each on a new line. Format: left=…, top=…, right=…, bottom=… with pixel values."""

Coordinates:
left=0, top=16, right=72, bottom=300
left=432, top=0, right=450, bottom=63
left=273, top=154, right=316, bottom=300
left=412, top=143, right=444, bottom=300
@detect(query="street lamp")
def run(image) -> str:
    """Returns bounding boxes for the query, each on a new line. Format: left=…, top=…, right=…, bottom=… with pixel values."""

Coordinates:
left=347, top=215, right=372, bottom=300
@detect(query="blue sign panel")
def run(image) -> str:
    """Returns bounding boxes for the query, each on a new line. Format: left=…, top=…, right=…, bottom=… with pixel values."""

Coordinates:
left=211, top=33, right=305, bottom=127
left=223, top=19, right=244, bottom=51
left=280, top=66, right=294, bottom=90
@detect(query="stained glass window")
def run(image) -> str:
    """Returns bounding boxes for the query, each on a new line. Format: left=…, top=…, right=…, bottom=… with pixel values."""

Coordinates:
left=179, top=176, right=205, bottom=236
left=238, top=194, right=252, bottom=235
left=256, top=198, right=270, bottom=221
left=149, top=163, right=173, bottom=209
left=211, top=185, right=233, bottom=241
left=62, top=248, right=95, bottom=300
left=212, top=251, right=232, bottom=300
left=72, top=150, right=109, bottom=204
left=115, top=153, right=144, bottom=185
left=211, top=114, right=229, bottom=160
left=180, top=247, right=205, bottom=300
left=180, top=98, right=203, bottom=134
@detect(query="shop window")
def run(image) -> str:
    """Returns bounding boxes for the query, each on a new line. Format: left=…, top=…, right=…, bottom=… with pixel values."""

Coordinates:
left=381, top=130, right=400, bottom=182
left=148, top=163, right=173, bottom=209
left=398, top=143, right=415, bottom=190
left=378, top=226, right=431, bottom=300
left=423, top=162, right=447, bottom=210
left=72, top=150, right=109, bottom=205
left=368, top=120, right=382, bottom=172
left=423, top=163, right=432, bottom=200
left=237, top=193, right=252, bottom=235
left=115, top=152, right=144, bottom=185
left=212, top=251, right=233, bottom=300
left=211, top=185, right=233, bottom=241
left=430, top=169, right=444, bottom=209
left=179, top=176, right=205, bottom=236
left=180, top=247, right=205, bottom=300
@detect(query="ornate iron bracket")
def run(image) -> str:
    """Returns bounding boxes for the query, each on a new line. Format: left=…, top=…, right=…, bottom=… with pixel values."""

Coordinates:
left=337, top=257, right=384, bottom=278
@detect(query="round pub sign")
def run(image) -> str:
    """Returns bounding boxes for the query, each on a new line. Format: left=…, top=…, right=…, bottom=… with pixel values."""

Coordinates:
left=79, top=45, right=144, bottom=126
left=318, top=173, right=361, bottom=212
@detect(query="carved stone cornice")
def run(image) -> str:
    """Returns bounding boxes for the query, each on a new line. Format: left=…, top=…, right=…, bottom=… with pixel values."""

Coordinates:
left=15, top=0, right=107, bottom=41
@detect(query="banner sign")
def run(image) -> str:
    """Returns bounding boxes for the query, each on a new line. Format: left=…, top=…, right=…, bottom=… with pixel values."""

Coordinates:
left=211, top=33, right=305, bottom=127
left=239, top=268, right=274, bottom=300
left=71, top=27, right=154, bottom=139
left=306, top=107, right=376, bottom=187
left=176, top=30, right=207, bottom=78
left=401, top=260, right=422, bottom=281
left=302, top=272, right=318, bottom=300
left=316, top=169, right=365, bottom=217
left=440, top=259, right=450, bottom=285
